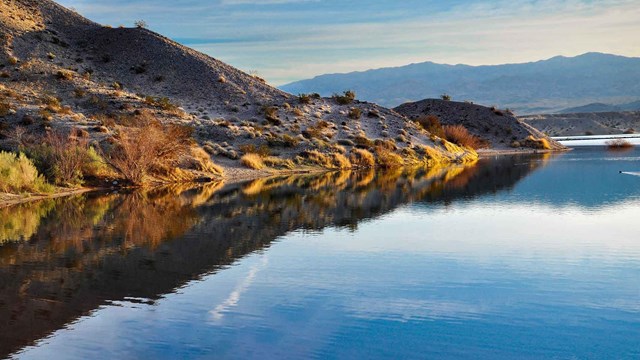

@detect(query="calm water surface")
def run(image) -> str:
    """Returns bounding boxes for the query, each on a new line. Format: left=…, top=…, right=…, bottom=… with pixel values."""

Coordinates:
left=2, top=148, right=640, bottom=359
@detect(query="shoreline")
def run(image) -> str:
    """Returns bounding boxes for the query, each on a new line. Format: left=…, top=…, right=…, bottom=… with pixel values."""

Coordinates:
left=0, top=148, right=564, bottom=209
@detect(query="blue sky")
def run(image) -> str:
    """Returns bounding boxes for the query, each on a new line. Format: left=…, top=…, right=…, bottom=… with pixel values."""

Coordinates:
left=57, top=0, right=640, bottom=85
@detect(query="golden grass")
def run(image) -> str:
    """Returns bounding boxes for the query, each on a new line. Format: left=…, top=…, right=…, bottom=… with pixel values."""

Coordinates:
left=349, top=148, right=375, bottom=168
left=374, top=147, right=404, bottom=168
left=443, top=125, right=489, bottom=149
left=240, top=153, right=265, bottom=170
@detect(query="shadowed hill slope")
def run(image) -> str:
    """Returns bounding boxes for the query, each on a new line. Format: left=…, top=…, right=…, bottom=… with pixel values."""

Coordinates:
left=394, top=99, right=565, bottom=150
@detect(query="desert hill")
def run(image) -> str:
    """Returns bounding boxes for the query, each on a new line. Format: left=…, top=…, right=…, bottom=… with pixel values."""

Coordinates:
left=395, top=99, right=565, bottom=150
left=520, top=111, right=640, bottom=137
left=0, top=0, right=477, bottom=188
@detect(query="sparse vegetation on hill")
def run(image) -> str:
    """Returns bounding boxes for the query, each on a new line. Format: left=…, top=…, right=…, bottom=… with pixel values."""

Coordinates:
left=0, top=0, right=481, bottom=200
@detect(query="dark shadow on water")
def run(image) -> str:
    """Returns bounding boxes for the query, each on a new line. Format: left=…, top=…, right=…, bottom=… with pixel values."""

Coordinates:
left=0, top=154, right=553, bottom=357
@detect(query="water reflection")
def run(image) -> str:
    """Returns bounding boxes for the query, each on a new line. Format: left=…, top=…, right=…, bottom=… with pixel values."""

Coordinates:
left=2, top=149, right=632, bottom=358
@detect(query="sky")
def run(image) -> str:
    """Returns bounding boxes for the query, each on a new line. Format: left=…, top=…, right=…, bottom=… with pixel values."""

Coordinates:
left=56, top=0, right=640, bottom=85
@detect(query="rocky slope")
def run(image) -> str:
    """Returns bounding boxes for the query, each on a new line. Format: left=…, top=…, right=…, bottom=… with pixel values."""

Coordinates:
left=521, top=111, right=640, bottom=136
left=394, top=99, right=565, bottom=150
left=0, top=0, right=476, bottom=185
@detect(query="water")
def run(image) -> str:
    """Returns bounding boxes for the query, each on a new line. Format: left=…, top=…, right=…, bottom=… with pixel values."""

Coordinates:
left=1, top=148, right=640, bottom=359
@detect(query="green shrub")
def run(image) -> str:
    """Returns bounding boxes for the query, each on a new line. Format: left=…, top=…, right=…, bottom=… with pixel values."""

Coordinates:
left=0, top=151, right=53, bottom=194
left=334, top=90, right=356, bottom=105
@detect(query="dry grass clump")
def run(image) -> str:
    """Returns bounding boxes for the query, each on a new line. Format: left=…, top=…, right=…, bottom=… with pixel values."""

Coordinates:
left=330, top=152, right=352, bottom=169
left=349, top=148, right=375, bottom=168
left=443, top=125, right=489, bottom=149
left=302, top=120, right=330, bottom=139
left=298, top=93, right=320, bottom=104
left=374, top=147, right=404, bottom=168
left=333, top=90, right=356, bottom=105
left=0, top=151, right=53, bottom=194
left=0, top=100, right=12, bottom=116
left=353, top=135, right=374, bottom=148
left=263, top=156, right=295, bottom=169
left=143, top=96, right=179, bottom=111
left=184, top=147, right=224, bottom=176
left=55, top=70, right=73, bottom=80
left=522, top=135, right=551, bottom=150
left=348, top=107, right=361, bottom=119
left=240, top=153, right=265, bottom=170
left=239, top=144, right=271, bottom=157
left=606, top=139, right=634, bottom=150
left=263, top=106, right=281, bottom=125
left=415, top=115, right=445, bottom=138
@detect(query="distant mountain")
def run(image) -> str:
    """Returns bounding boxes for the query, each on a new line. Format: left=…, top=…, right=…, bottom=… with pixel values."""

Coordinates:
left=280, top=53, right=640, bottom=114
left=559, top=100, right=640, bottom=114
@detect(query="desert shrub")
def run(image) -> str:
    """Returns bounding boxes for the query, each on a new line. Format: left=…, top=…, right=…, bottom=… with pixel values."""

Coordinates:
left=27, top=130, right=93, bottom=187
left=74, top=88, right=86, bottom=98
left=292, top=108, right=305, bottom=117
left=8, top=56, right=18, bottom=65
left=374, top=147, right=404, bottom=168
left=415, top=115, right=445, bottom=138
left=262, top=106, right=280, bottom=124
left=47, top=52, right=56, bottom=60
left=606, top=139, right=634, bottom=150
left=443, top=125, right=489, bottom=149
left=0, top=101, right=11, bottom=116
left=184, top=147, right=224, bottom=175
left=334, top=90, right=356, bottom=105
left=240, top=153, right=265, bottom=170
left=353, top=135, right=374, bottom=148
left=441, top=94, right=452, bottom=101
left=298, top=93, right=320, bottom=104
left=349, top=148, right=375, bottom=168
left=102, top=119, right=192, bottom=185
left=134, top=20, right=148, bottom=28
left=348, top=107, right=361, bottom=119
left=56, top=70, right=73, bottom=80
left=144, top=96, right=178, bottom=111
left=0, top=151, right=53, bottom=193
left=302, top=121, right=330, bottom=139
left=373, top=138, right=397, bottom=151
left=624, top=128, right=635, bottom=134
left=239, top=144, right=271, bottom=157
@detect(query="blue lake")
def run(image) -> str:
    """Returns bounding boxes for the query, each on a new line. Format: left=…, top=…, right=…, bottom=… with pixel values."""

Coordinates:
left=2, top=147, right=640, bottom=359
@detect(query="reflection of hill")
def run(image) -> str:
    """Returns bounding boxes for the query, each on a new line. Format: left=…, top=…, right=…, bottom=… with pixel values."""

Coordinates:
left=0, top=160, right=544, bottom=357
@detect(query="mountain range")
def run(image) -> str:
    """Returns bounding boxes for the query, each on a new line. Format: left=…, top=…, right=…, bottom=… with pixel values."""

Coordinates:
left=281, top=53, right=640, bottom=114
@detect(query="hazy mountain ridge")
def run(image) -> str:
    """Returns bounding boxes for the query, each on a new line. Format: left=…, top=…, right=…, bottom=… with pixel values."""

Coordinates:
left=281, top=53, right=640, bottom=114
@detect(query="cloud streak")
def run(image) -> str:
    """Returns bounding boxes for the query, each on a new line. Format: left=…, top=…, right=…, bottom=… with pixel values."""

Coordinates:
left=57, top=0, right=640, bottom=85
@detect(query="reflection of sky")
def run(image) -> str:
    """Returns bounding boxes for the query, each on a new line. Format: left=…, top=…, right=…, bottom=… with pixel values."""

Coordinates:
left=15, top=149, right=640, bottom=359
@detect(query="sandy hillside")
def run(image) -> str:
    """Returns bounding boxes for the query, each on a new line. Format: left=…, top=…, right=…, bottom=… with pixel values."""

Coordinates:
left=0, top=0, right=477, bottom=183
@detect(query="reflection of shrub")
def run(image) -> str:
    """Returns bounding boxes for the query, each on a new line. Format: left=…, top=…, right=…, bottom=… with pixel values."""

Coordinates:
left=0, top=151, right=53, bottom=193
left=349, top=148, right=375, bottom=168
left=443, top=125, right=489, bottom=149
left=240, top=153, right=265, bottom=170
